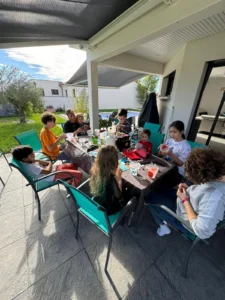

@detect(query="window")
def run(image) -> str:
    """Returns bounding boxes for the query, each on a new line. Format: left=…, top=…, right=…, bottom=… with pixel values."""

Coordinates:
left=160, top=70, right=176, bottom=98
left=41, top=89, right=45, bottom=96
left=51, top=89, right=59, bottom=95
left=65, top=90, right=68, bottom=97
left=72, top=88, right=76, bottom=97
left=166, top=71, right=176, bottom=96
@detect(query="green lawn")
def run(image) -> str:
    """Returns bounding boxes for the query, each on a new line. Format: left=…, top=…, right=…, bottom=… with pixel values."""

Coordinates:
left=0, top=113, right=65, bottom=153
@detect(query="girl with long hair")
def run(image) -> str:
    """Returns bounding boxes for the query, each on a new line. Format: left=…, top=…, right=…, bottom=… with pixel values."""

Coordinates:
left=90, top=145, right=123, bottom=215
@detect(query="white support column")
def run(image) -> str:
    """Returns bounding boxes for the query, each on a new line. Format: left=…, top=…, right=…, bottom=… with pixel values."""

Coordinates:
left=87, top=58, right=99, bottom=129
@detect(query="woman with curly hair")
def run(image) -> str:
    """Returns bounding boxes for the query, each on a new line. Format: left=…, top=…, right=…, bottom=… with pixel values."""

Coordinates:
left=147, top=148, right=225, bottom=238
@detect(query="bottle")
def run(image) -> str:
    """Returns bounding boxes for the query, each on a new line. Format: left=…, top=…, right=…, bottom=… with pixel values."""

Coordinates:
left=131, top=124, right=134, bottom=132
left=106, top=133, right=115, bottom=146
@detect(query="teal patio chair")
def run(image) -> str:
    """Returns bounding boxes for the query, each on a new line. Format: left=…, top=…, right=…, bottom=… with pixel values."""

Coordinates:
left=187, top=140, right=208, bottom=149
left=58, top=122, right=65, bottom=132
left=59, top=179, right=137, bottom=272
left=147, top=203, right=225, bottom=278
left=10, top=157, right=75, bottom=221
left=14, top=129, right=52, bottom=161
left=144, top=122, right=161, bottom=134
left=150, top=133, right=165, bottom=155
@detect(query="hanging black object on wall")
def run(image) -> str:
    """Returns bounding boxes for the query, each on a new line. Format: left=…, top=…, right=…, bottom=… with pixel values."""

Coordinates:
left=138, top=92, right=159, bottom=127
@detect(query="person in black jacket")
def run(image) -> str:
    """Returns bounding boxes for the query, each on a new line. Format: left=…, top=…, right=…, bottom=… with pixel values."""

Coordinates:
left=63, top=108, right=80, bottom=135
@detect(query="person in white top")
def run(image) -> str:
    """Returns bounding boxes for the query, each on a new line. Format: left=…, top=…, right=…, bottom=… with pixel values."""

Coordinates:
left=147, top=148, right=225, bottom=238
left=158, top=120, right=191, bottom=176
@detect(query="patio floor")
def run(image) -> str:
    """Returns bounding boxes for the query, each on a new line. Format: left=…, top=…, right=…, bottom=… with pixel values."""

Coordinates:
left=1, top=155, right=225, bottom=300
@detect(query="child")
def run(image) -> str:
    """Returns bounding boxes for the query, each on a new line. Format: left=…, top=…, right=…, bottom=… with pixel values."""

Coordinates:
left=116, top=109, right=131, bottom=134
left=158, top=120, right=191, bottom=177
left=137, top=129, right=152, bottom=155
left=40, top=112, right=69, bottom=161
left=75, top=113, right=89, bottom=136
left=90, top=145, right=139, bottom=215
left=12, top=146, right=82, bottom=187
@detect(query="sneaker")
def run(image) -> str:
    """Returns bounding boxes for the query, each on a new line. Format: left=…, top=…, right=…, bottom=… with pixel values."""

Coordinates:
left=157, top=225, right=171, bottom=236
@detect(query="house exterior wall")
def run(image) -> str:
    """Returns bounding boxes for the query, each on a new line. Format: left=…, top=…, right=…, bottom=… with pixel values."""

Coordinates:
left=158, top=31, right=225, bottom=137
left=34, top=80, right=140, bottom=110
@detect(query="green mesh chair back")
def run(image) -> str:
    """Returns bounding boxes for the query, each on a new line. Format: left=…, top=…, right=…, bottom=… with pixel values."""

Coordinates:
left=62, top=181, right=120, bottom=234
left=144, top=122, right=161, bottom=134
left=10, top=157, right=57, bottom=192
left=14, top=130, right=42, bottom=152
left=150, top=134, right=165, bottom=154
left=10, top=157, right=33, bottom=183
left=187, top=140, right=208, bottom=149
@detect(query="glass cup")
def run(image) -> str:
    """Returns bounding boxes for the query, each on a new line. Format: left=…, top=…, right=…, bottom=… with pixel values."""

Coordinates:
left=130, top=162, right=140, bottom=176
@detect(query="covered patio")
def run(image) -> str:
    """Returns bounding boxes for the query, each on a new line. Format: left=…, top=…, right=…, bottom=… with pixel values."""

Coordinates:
left=1, top=154, right=225, bottom=300
left=1, top=1, right=225, bottom=299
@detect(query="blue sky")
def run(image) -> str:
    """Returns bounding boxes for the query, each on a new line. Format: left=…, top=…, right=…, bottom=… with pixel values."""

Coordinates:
left=0, top=45, right=86, bottom=82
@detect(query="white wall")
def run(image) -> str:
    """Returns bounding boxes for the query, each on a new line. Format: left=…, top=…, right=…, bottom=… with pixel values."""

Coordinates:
left=158, top=31, right=225, bottom=136
left=158, top=46, right=186, bottom=136
left=197, top=77, right=225, bottom=116
left=34, top=80, right=140, bottom=110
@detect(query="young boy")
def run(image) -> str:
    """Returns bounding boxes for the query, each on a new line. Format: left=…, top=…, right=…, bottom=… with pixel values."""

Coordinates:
left=116, top=109, right=131, bottom=134
left=75, top=113, right=89, bottom=136
left=138, top=129, right=152, bottom=154
left=40, top=112, right=69, bottom=161
left=12, top=146, right=82, bottom=186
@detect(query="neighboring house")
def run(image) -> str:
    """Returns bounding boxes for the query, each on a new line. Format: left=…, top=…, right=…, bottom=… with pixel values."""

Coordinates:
left=34, top=79, right=140, bottom=110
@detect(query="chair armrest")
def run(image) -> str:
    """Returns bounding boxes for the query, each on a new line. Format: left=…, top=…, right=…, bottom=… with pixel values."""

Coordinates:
left=35, top=151, right=53, bottom=161
left=29, top=171, right=75, bottom=185
left=77, top=178, right=90, bottom=190
left=150, top=204, right=195, bottom=234
left=112, top=197, right=137, bottom=230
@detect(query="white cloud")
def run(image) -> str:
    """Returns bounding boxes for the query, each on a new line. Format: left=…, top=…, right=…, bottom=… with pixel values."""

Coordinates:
left=0, top=63, right=5, bottom=67
left=6, top=45, right=86, bottom=82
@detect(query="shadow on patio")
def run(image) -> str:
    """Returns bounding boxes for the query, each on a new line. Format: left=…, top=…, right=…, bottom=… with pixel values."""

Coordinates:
left=1, top=155, right=225, bottom=300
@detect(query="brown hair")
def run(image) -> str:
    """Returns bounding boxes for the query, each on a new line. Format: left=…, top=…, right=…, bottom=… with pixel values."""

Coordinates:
left=65, top=108, right=75, bottom=116
left=41, top=112, right=56, bottom=124
left=90, top=145, right=118, bottom=197
left=118, top=108, right=127, bottom=117
left=141, top=129, right=151, bottom=138
left=184, top=148, right=225, bottom=184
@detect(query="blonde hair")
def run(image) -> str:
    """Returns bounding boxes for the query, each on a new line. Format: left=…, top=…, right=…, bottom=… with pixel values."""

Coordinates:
left=90, top=145, right=118, bottom=197
left=76, top=113, right=84, bottom=119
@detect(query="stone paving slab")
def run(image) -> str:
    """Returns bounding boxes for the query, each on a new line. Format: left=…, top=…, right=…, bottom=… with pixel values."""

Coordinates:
left=0, top=238, right=29, bottom=300
left=155, top=235, right=225, bottom=300
left=1, top=156, right=225, bottom=300
left=13, top=250, right=107, bottom=300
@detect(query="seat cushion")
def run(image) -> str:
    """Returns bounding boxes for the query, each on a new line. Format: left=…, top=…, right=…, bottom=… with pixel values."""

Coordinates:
left=79, top=207, right=121, bottom=234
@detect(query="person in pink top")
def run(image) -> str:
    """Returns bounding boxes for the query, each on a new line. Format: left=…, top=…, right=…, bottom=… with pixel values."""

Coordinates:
left=138, top=129, right=153, bottom=155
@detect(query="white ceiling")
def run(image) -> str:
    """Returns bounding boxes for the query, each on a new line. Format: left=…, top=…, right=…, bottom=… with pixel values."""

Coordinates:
left=128, top=11, right=225, bottom=63
left=210, top=66, right=225, bottom=78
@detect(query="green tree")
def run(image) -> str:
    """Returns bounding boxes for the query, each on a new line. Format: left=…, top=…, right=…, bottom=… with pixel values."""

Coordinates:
left=0, top=66, right=43, bottom=123
left=74, top=88, right=89, bottom=114
left=136, top=75, right=159, bottom=105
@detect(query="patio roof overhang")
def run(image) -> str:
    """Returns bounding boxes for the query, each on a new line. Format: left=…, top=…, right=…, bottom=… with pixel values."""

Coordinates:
left=67, top=61, right=146, bottom=88
left=0, top=0, right=139, bottom=48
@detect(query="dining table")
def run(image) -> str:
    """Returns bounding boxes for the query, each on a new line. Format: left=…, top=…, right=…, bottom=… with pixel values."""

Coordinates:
left=64, top=134, right=180, bottom=229
left=119, top=154, right=179, bottom=228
